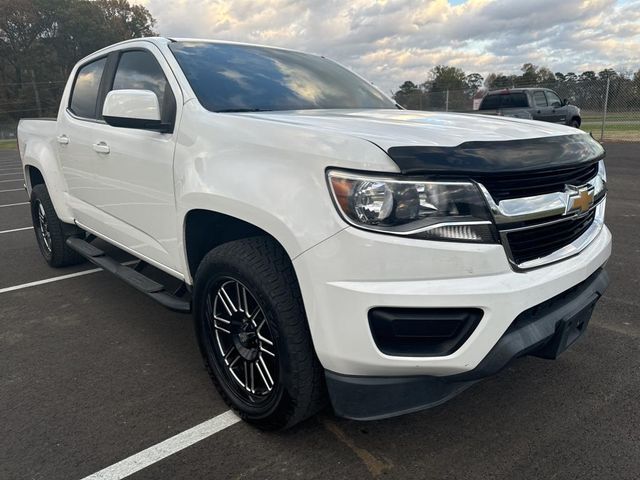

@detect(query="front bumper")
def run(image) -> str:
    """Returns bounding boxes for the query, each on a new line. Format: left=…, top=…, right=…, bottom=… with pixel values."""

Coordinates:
left=294, top=224, right=611, bottom=377
left=292, top=222, right=611, bottom=417
left=325, top=268, right=608, bottom=420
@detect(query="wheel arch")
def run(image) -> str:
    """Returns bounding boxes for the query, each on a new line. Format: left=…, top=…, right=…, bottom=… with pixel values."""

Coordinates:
left=21, top=136, right=74, bottom=222
left=183, top=209, right=295, bottom=283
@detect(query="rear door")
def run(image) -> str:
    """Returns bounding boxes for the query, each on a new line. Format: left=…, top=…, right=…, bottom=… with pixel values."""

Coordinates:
left=88, top=45, right=183, bottom=274
left=56, top=56, right=109, bottom=225
left=531, top=90, right=553, bottom=122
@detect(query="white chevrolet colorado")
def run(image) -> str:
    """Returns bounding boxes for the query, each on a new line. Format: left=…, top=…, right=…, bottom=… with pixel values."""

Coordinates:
left=18, top=38, right=611, bottom=429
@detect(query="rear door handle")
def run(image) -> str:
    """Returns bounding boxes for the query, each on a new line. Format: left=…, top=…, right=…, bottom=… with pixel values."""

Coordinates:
left=56, top=135, right=69, bottom=145
left=92, top=142, right=110, bottom=154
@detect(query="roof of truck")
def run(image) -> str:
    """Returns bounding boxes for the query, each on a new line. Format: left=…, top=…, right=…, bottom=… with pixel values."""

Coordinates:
left=486, top=88, right=557, bottom=94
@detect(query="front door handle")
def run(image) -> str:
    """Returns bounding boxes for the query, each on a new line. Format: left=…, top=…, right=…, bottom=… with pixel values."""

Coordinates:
left=92, top=142, right=110, bottom=154
left=56, top=135, right=69, bottom=145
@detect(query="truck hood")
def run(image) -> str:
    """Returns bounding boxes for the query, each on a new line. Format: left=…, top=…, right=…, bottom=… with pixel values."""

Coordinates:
left=237, top=108, right=575, bottom=150
left=237, top=109, right=603, bottom=173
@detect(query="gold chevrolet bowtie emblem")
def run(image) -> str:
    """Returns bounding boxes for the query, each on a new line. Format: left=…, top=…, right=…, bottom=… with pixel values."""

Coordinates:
left=566, top=186, right=594, bottom=214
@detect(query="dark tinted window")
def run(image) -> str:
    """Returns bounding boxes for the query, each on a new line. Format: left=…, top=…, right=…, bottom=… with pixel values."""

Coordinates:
left=501, top=92, right=528, bottom=108
left=480, top=92, right=528, bottom=110
left=480, top=94, right=500, bottom=109
left=533, top=91, right=547, bottom=107
left=169, top=42, right=395, bottom=112
left=112, top=50, right=171, bottom=119
left=70, top=57, right=107, bottom=118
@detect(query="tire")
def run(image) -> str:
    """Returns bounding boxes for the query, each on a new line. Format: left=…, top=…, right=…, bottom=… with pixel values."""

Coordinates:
left=570, top=118, right=581, bottom=128
left=193, top=236, right=325, bottom=430
left=30, top=184, right=85, bottom=268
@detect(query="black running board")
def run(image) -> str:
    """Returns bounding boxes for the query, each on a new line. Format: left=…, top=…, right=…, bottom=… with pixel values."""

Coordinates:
left=66, top=237, right=191, bottom=313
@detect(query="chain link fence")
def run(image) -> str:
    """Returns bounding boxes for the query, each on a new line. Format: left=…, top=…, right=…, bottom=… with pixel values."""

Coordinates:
left=395, top=78, right=640, bottom=143
left=1, top=78, right=639, bottom=143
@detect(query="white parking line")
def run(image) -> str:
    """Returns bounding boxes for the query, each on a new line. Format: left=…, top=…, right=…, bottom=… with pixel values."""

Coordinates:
left=0, top=201, right=28, bottom=208
left=0, top=188, right=24, bottom=193
left=80, top=411, right=239, bottom=480
left=0, top=226, right=32, bottom=234
left=0, top=260, right=138, bottom=294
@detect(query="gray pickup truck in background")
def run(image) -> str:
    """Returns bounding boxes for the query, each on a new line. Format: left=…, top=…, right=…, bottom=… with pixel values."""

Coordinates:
left=478, top=88, right=582, bottom=128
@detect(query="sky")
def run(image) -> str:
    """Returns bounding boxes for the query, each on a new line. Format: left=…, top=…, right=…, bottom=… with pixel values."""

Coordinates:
left=132, top=0, right=640, bottom=93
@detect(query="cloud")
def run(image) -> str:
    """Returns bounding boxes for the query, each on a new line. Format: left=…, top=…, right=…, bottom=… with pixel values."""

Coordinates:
left=133, top=0, right=640, bottom=92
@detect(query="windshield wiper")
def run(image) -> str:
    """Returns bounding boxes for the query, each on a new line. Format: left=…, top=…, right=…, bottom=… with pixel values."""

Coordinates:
left=215, top=108, right=273, bottom=113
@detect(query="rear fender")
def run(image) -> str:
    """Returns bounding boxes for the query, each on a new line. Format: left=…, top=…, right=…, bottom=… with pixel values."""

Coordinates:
left=22, top=137, right=74, bottom=223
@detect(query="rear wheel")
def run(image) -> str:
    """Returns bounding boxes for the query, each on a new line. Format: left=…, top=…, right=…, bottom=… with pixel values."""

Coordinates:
left=570, top=118, right=581, bottom=128
left=30, top=184, right=85, bottom=267
left=193, top=237, right=325, bottom=430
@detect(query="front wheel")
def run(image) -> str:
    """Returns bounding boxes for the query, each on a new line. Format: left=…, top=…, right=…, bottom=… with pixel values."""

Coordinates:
left=193, top=237, right=325, bottom=430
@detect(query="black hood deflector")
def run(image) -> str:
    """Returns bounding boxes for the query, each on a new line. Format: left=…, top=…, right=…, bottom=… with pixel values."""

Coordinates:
left=386, top=134, right=605, bottom=175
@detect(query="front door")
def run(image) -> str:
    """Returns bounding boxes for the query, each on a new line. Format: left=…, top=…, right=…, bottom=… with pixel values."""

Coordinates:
left=544, top=90, right=567, bottom=123
left=531, top=90, right=553, bottom=122
left=79, top=45, right=182, bottom=274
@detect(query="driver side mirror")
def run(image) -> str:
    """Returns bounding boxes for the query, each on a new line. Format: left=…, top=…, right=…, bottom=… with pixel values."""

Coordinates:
left=103, top=89, right=171, bottom=132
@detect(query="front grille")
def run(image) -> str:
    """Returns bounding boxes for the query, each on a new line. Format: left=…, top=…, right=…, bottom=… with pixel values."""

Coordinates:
left=505, top=208, right=596, bottom=264
left=475, top=162, right=599, bottom=202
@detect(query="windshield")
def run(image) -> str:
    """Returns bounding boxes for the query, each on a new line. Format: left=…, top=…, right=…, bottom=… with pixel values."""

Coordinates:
left=169, top=41, right=395, bottom=112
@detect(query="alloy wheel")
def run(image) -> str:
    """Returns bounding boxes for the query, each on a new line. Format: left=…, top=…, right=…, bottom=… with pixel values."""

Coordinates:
left=36, top=200, right=52, bottom=253
left=206, top=278, right=278, bottom=404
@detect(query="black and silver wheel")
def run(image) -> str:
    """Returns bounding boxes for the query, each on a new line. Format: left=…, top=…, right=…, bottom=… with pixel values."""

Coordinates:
left=207, top=278, right=278, bottom=404
left=194, top=237, right=325, bottom=430
left=34, top=199, right=53, bottom=255
left=30, top=184, right=85, bottom=268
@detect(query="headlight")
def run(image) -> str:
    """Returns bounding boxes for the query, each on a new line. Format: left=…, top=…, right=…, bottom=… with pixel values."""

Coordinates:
left=593, top=160, right=606, bottom=198
left=327, top=170, right=497, bottom=243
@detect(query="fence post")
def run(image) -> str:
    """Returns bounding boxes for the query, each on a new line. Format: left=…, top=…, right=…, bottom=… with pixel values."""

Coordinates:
left=445, top=89, right=449, bottom=112
left=30, top=70, right=42, bottom=118
left=600, top=76, right=610, bottom=142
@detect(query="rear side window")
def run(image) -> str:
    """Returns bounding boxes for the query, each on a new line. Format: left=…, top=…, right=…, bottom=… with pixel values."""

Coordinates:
left=112, top=50, right=172, bottom=121
left=533, top=91, right=548, bottom=107
left=481, top=92, right=528, bottom=109
left=69, top=57, right=107, bottom=119
left=480, top=94, right=500, bottom=109
left=501, top=93, right=528, bottom=108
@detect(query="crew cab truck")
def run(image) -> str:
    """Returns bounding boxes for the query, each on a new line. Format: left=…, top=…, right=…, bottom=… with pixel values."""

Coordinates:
left=479, top=88, right=582, bottom=127
left=18, top=38, right=611, bottom=429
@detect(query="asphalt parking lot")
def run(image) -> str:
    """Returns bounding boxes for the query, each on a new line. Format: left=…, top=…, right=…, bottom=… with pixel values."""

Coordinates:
left=1, top=144, right=639, bottom=480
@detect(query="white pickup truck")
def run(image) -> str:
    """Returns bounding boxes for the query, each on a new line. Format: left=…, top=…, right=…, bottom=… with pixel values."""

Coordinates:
left=18, top=37, right=611, bottom=429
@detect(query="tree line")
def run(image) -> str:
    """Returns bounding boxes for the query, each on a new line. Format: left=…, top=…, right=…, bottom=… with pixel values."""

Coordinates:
left=393, top=63, right=640, bottom=112
left=0, top=0, right=156, bottom=128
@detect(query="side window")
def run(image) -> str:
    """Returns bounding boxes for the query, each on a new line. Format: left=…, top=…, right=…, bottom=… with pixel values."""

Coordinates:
left=545, top=91, right=562, bottom=107
left=480, top=95, right=500, bottom=109
left=112, top=50, right=173, bottom=121
left=533, top=91, right=548, bottom=107
left=69, top=57, right=107, bottom=119
left=503, top=93, right=528, bottom=108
